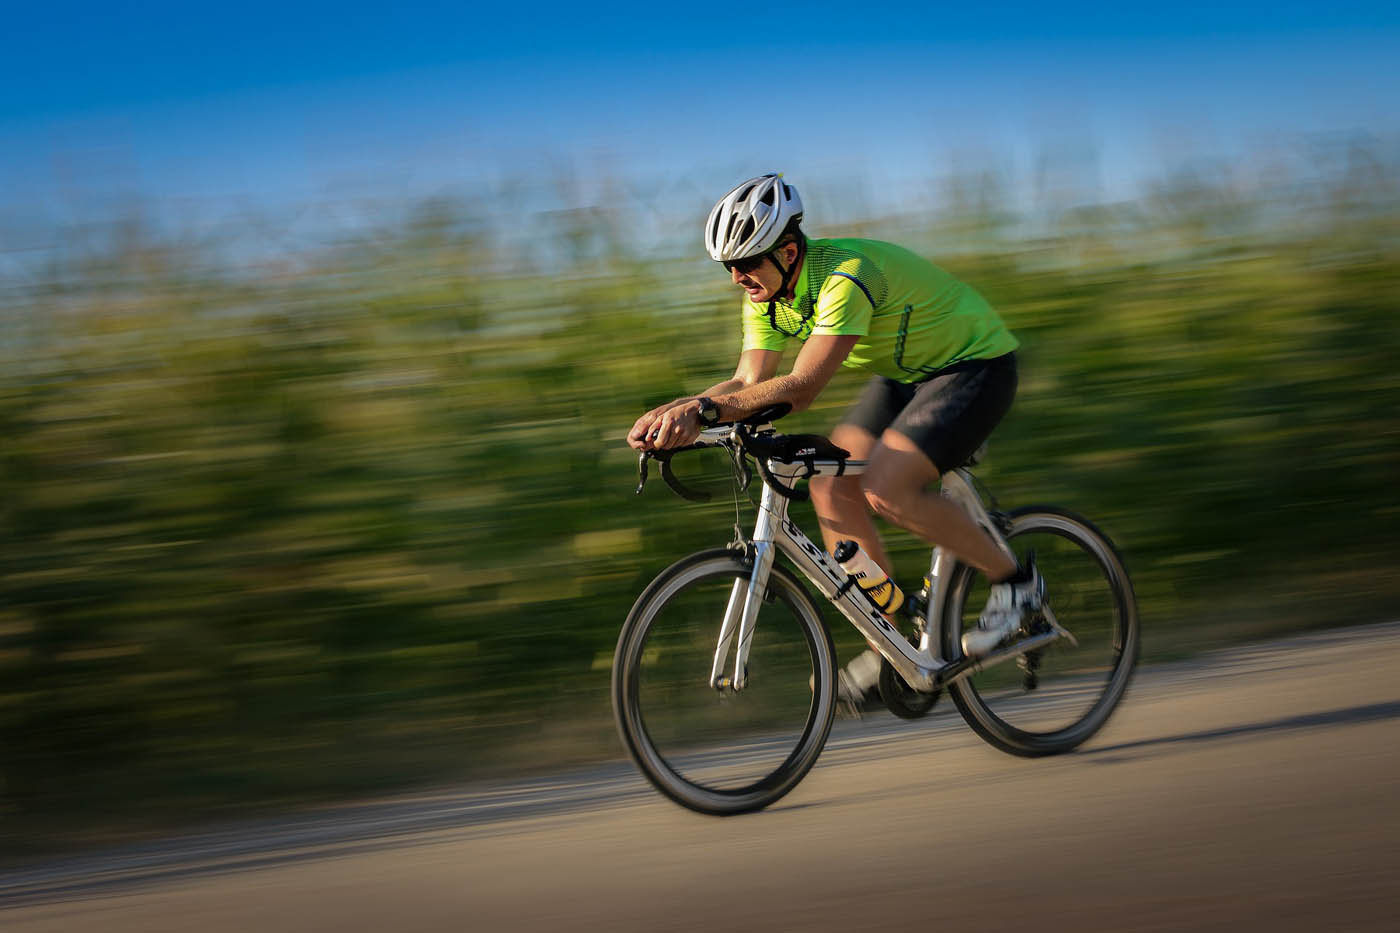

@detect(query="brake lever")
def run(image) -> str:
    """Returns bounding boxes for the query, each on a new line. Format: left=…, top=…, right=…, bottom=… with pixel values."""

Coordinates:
left=635, top=450, right=651, bottom=495
left=729, top=442, right=752, bottom=491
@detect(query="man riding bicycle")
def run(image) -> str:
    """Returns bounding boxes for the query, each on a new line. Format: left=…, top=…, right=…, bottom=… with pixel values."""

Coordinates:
left=627, top=173, right=1041, bottom=708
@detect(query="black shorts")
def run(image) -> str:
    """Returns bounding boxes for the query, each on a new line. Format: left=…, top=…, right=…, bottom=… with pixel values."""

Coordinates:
left=842, top=353, right=1018, bottom=475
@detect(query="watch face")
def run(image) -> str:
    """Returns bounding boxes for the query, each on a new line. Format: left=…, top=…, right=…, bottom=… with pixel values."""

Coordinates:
left=699, top=399, right=720, bottom=426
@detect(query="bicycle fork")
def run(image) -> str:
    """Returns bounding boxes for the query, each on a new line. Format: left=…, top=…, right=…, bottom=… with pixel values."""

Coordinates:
left=709, top=537, right=776, bottom=692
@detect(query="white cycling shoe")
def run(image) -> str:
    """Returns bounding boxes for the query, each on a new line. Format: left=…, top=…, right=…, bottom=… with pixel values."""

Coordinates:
left=961, top=556, right=1045, bottom=658
left=836, top=649, right=882, bottom=717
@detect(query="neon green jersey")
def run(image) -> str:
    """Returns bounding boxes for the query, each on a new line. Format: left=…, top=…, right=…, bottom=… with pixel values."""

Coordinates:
left=740, top=238, right=1018, bottom=383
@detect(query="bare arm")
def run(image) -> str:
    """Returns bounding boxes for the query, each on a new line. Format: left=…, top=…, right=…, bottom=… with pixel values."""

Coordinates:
left=712, top=335, right=859, bottom=420
left=635, top=335, right=859, bottom=450
left=626, top=349, right=781, bottom=449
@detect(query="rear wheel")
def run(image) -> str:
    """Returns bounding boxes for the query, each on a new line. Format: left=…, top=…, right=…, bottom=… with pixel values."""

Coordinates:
left=612, top=550, right=837, bottom=815
left=944, top=507, right=1139, bottom=756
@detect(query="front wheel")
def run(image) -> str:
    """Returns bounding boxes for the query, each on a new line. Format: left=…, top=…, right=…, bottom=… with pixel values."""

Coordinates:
left=612, top=550, right=837, bottom=815
left=944, top=507, right=1139, bottom=757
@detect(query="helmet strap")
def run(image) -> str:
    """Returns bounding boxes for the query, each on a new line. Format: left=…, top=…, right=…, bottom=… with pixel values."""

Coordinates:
left=765, top=236, right=806, bottom=308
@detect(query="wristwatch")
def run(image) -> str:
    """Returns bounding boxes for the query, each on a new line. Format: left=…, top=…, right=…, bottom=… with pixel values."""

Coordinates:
left=696, top=397, right=722, bottom=427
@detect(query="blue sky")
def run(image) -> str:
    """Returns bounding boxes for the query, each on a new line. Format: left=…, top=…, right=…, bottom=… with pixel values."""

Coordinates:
left=4, top=2, right=1399, bottom=248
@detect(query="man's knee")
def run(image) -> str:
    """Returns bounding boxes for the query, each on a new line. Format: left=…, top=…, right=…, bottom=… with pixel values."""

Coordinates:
left=861, top=473, right=909, bottom=522
left=860, top=433, right=941, bottom=522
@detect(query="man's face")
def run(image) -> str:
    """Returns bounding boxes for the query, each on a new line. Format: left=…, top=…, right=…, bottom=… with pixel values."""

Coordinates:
left=725, top=241, right=798, bottom=302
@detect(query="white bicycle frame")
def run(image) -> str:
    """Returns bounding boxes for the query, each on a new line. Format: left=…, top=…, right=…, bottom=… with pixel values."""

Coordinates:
left=706, top=440, right=1068, bottom=694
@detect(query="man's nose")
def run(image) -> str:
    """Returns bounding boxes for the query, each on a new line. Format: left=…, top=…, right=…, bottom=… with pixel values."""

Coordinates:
left=731, top=266, right=746, bottom=284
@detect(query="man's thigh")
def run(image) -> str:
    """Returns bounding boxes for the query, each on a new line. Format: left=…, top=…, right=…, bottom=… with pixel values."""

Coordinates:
left=829, top=423, right=878, bottom=460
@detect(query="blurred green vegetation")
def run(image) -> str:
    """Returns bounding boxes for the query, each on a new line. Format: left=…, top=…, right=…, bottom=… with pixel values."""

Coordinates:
left=2, top=167, right=1398, bottom=851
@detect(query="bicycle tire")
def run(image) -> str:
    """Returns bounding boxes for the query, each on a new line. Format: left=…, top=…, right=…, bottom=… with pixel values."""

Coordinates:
left=612, top=550, right=837, bottom=815
left=943, top=506, right=1139, bottom=757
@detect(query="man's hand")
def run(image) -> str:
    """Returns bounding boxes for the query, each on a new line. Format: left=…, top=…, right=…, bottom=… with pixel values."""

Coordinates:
left=624, top=349, right=781, bottom=452
left=627, top=400, right=702, bottom=451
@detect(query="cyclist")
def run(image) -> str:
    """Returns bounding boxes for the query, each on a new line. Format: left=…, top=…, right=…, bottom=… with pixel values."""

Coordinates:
left=627, top=173, right=1041, bottom=709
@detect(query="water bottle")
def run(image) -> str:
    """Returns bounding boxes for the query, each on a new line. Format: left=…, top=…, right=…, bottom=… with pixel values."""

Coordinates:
left=833, top=540, right=905, bottom=616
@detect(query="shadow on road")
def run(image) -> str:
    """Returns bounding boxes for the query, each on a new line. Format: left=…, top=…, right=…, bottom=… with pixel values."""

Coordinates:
left=1084, top=700, right=1400, bottom=761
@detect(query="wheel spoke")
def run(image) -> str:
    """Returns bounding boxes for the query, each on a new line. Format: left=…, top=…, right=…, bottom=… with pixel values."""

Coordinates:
left=1040, top=604, right=1079, bottom=647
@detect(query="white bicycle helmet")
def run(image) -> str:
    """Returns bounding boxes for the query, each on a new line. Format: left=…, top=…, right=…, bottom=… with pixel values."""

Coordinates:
left=704, top=174, right=804, bottom=262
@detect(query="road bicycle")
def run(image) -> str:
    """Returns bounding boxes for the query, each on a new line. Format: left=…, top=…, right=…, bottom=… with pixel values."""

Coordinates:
left=612, top=407, right=1139, bottom=815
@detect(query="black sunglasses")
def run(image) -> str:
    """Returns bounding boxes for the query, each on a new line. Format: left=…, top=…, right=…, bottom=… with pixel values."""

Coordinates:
left=722, top=254, right=769, bottom=275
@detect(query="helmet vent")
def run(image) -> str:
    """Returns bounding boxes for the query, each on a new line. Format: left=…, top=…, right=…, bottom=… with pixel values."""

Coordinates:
left=703, top=173, right=804, bottom=262
left=737, top=217, right=756, bottom=245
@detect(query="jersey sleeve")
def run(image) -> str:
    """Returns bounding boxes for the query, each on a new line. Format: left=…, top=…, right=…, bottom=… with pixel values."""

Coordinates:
left=740, top=298, right=790, bottom=352
left=810, top=272, right=876, bottom=337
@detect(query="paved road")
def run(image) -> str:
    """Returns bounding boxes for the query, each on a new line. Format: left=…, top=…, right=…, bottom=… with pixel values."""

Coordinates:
left=4, top=623, right=1400, bottom=932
